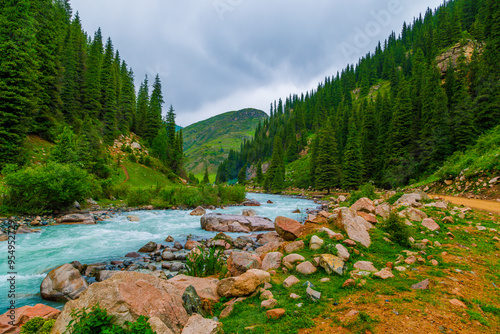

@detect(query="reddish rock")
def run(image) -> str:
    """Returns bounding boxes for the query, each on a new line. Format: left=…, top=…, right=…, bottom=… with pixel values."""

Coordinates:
left=283, top=275, right=300, bottom=288
left=353, top=261, right=378, bottom=272
left=342, top=279, right=356, bottom=288
left=168, top=275, right=220, bottom=301
left=375, top=203, right=391, bottom=218
left=190, top=206, right=206, bottom=216
left=261, top=298, right=278, bottom=309
left=449, top=299, right=467, bottom=308
left=282, top=254, right=305, bottom=264
left=184, top=240, right=202, bottom=251
left=266, top=309, right=286, bottom=319
left=261, top=252, right=283, bottom=271
left=351, top=197, right=375, bottom=214
left=332, top=207, right=372, bottom=247
left=357, top=212, right=378, bottom=224
left=274, top=216, right=303, bottom=241
left=284, top=240, right=305, bottom=254
left=50, top=272, right=189, bottom=334
left=422, top=218, right=440, bottom=231
left=217, top=271, right=260, bottom=298
left=227, top=251, right=262, bottom=276
left=256, top=242, right=283, bottom=257
left=125, top=252, right=141, bottom=258
left=295, top=261, right=317, bottom=275
left=343, top=239, right=357, bottom=247
left=0, top=304, right=60, bottom=334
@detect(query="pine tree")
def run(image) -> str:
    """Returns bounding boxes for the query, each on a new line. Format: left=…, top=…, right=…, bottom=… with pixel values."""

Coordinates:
left=256, top=160, right=263, bottom=184
left=309, top=134, right=320, bottom=186
left=0, top=0, right=38, bottom=167
left=100, top=38, right=118, bottom=142
left=119, top=63, right=136, bottom=132
left=314, top=121, right=341, bottom=194
left=342, top=112, right=363, bottom=189
left=264, top=136, right=285, bottom=192
left=203, top=167, right=210, bottom=184
left=84, top=28, right=103, bottom=118
left=360, top=102, right=379, bottom=181
left=134, top=76, right=149, bottom=136
left=145, top=74, right=164, bottom=143
left=237, top=165, right=247, bottom=184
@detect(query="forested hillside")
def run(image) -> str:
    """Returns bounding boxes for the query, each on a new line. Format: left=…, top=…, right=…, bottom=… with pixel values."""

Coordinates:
left=216, top=0, right=500, bottom=191
left=183, top=108, right=267, bottom=179
left=0, top=0, right=185, bottom=213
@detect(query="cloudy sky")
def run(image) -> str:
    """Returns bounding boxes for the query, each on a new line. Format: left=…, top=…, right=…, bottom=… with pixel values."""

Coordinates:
left=70, top=0, right=444, bottom=127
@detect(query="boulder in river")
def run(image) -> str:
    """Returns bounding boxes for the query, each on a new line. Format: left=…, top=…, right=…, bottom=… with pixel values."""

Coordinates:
left=57, top=213, right=95, bottom=225
left=241, top=199, right=261, bottom=206
left=190, top=206, right=206, bottom=216
left=50, top=272, right=189, bottom=334
left=40, top=263, right=88, bottom=302
left=138, top=241, right=158, bottom=253
left=200, top=214, right=274, bottom=232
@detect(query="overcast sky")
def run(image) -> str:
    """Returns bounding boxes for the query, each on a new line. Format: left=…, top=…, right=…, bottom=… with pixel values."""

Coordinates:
left=70, top=0, right=444, bottom=127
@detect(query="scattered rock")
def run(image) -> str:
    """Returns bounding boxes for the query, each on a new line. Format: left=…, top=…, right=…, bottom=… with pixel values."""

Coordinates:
left=242, top=199, right=261, bottom=207
left=274, top=216, right=303, bottom=241
left=227, top=251, right=262, bottom=276
left=342, top=279, right=356, bottom=288
left=335, top=244, right=350, bottom=261
left=332, top=207, right=372, bottom=247
left=284, top=240, right=305, bottom=254
left=242, top=209, right=257, bottom=217
left=373, top=268, right=394, bottom=279
left=309, top=235, right=324, bottom=250
left=353, top=261, right=378, bottom=272
left=351, top=197, right=376, bottom=214
left=58, top=213, right=95, bottom=225
left=320, top=278, right=330, bottom=283
left=97, top=270, right=120, bottom=282
left=261, top=298, right=278, bottom=309
left=165, top=236, right=175, bottom=242
left=405, top=256, right=416, bottom=265
left=168, top=275, right=220, bottom=301
left=138, top=241, right=158, bottom=253
left=262, top=252, right=283, bottom=271
left=283, top=275, right=300, bottom=288
left=449, top=299, right=467, bottom=308
left=412, top=278, right=430, bottom=290
left=190, top=206, right=206, bottom=216
left=357, top=211, right=378, bottom=224
left=184, top=240, right=202, bottom=250
left=296, top=261, right=317, bottom=275
left=318, top=227, right=344, bottom=240
left=442, top=216, right=454, bottom=224
left=422, top=218, right=441, bottom=231
left=319, top=254, right=345, bottom=275
left=394, top=266, right=406, bottom=272
left=234, top=236, right=254, bottom=249
left=375, top=203, right=391, bottom=218
left=266, top=309, right=285, bottom=319
left=125, top=252, right=141, bottom=258
left=162, top=251, right=176, bottom=261
left=260, top=290, right=274, bottom=300
left=290, top=293, right=301, bottom=299
left=40, top=263, right=88, bottom=302
left=306, top=287, right=321, bottom=302
left=127, top=215, right=140, bottom=222
left=217, top=271, right=260, bottom=298
left=400, top=207, right=428, bottom=222
left=246, top=269, right=271, bottom=285
left=174, top=241, right=184, bottom=250
left=394, top=192, right=429, bottom=207
left=181, top=313, right=222, bottom=334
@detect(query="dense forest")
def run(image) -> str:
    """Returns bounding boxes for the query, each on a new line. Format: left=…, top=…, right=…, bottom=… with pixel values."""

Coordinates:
left=0, top=0, right=184, bottom=176
left=216, top=0, right=500, bottom=191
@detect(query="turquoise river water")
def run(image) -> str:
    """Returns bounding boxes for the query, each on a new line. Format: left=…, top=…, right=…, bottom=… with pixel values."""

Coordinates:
left=0, top=193, right=316, bottom=313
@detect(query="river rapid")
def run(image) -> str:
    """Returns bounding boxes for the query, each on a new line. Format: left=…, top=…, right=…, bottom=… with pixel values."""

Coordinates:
left=0, top=193, right=316, bottom=312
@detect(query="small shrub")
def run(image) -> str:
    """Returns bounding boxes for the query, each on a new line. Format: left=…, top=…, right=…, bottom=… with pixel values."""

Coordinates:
left=185, top=246, right=227, bottom=278
left=349, top=182, right=377, bottom=205
left=64, top=304, right=155, bottom=334
left=382, top=211, right=412, bottom=248
left=387, top=192, right=404, bottom=205
left=127, top=188, right=154, bottom=207
left=4, top=162, right=95, bottom=214
left=39, top=319, right=55, bottom=333
left=20, top=317, right=45, bottom=334
left=128, top=154, right=137, bottom=163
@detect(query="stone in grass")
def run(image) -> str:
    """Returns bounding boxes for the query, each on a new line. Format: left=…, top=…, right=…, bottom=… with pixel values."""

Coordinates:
left=290, top=293, right=301, bottom=299
left=261, top=298, right=278, bottom=309
left=309, top=235, right=324, bottom=250
left=353, top=261, right=378, bottom=272
left=319, top=254, right=345, bottom=276
left=449, top=299, right=467, bottom=308
left=412, top=278, right=430, bottom=290
left=342, top=279, right=356, bottom=288
left=260, top=290, right=273, bottom=301
left=296, top=261, right=317, bottom=275
left=306, top=287, right=321, bottom=302
left=182, top=285, right=205, bottom=317
left=266, top=309, right=286, bottom=319
left=181, top=313, right=222, bottom=334
left=283, top=275, right=300, bottom=288
left=373, top=269, right=394, bottom=280
left=422, top=218, right=440, bottom=231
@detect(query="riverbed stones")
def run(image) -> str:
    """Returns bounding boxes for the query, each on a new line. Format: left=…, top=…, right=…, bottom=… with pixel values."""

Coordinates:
left=242, top=209, right=257, bottom=217
left=162, top=250, right=176, bottom=261
left=296, top=261, right=317, bottom=275
left=184, top=240, right=202, bottom=250
left=97, top=270, right=121, bottom=282
left=332, top=207, right=372, bottom=247
left=125, top=252, right=141, bottom=258
left=50, top=272, right=189, bottom=334
left=127, top=215, right=140, bottom=222
left=319, top=254, right=345, bottom=275
left=274, top=216, right=303, bottom=241
left=351, top=197, right=376, bottom=214
left=234, top=235, right=254, bottom=249
left=138, top=241, right=158, bottom=253
left=227, top=251, right=262, bottom=276
left=217, top=271, right=261, bottom=298
left=201, top=214, right=274, bottom=232
left=40, top=263, right=88, bottom=302
left=190, top=206, right=206, bottom=216
left=422, top=218, right=441, bottom=231
left=242, top=199, right=261, bottom=206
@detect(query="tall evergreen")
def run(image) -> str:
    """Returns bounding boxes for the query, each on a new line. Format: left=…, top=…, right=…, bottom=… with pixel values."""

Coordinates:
left=314, top=121, right=341, bottom=194
left=342, top=112, right=363, bottom=189
left=134, top=76, right=149, bottom=136
left=0, top=0, right=38, bottom=167
left=100, top=38, right=118, bottom=142
left=145, top=74, right=164, bottom=143
left=264, top=136, right=285, bottom=192
left=84, top=28, right=103, bottom=118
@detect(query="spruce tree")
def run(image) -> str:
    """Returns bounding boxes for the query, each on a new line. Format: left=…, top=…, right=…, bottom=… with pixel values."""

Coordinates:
left=342, top=112, right=363, bottom=190
left=0, top=0, right=38, bottom=167
left=119, top=63, right=136, bottom=132
left=100, top=38, right=118, bottom=142
left=134, top=76, right=149, bottom=136
left=203, top=167, right=210, bottom=184
left=315, top=121, right=341, bottom=194
left=256, top=160, right=264, bottom=184
left=145, top=74, right=164, bottom=143
left=84, top=28, right=103, bottom=118
left=265, top=136, right=285, bottom=192
left=237, top=165, right=247, bottom=184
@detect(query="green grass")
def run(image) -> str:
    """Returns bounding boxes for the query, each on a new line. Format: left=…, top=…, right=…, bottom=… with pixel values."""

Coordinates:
left=122, top=161, right=173, bottom=189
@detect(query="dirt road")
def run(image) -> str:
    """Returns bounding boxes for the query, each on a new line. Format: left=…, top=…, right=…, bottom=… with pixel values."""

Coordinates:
left=430, top=194, right=500, bottom=213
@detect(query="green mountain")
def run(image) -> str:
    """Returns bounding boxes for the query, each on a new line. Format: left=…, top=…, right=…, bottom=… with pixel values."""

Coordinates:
left=183, top=108, right=268, bottom=177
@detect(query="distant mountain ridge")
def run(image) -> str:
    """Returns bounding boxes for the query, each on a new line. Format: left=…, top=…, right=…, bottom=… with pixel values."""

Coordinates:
left=183, top=108, right=267, bottom=176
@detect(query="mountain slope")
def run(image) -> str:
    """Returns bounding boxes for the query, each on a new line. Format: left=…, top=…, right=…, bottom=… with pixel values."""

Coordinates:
left=183, top=108, right=267, bottom=176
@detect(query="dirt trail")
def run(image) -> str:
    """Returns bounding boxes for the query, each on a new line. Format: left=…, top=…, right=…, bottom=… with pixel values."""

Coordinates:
left=120, top=164, right=130, bottom=185
left=430, top=194, right=500, bottom=213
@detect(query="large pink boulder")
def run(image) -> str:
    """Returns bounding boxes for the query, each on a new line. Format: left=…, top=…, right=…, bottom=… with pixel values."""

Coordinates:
left=274, top=216, right=303, bottom=241
left=50, top=272, right=189, bottom=334
left=351, top=197, right=376, bottom=214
